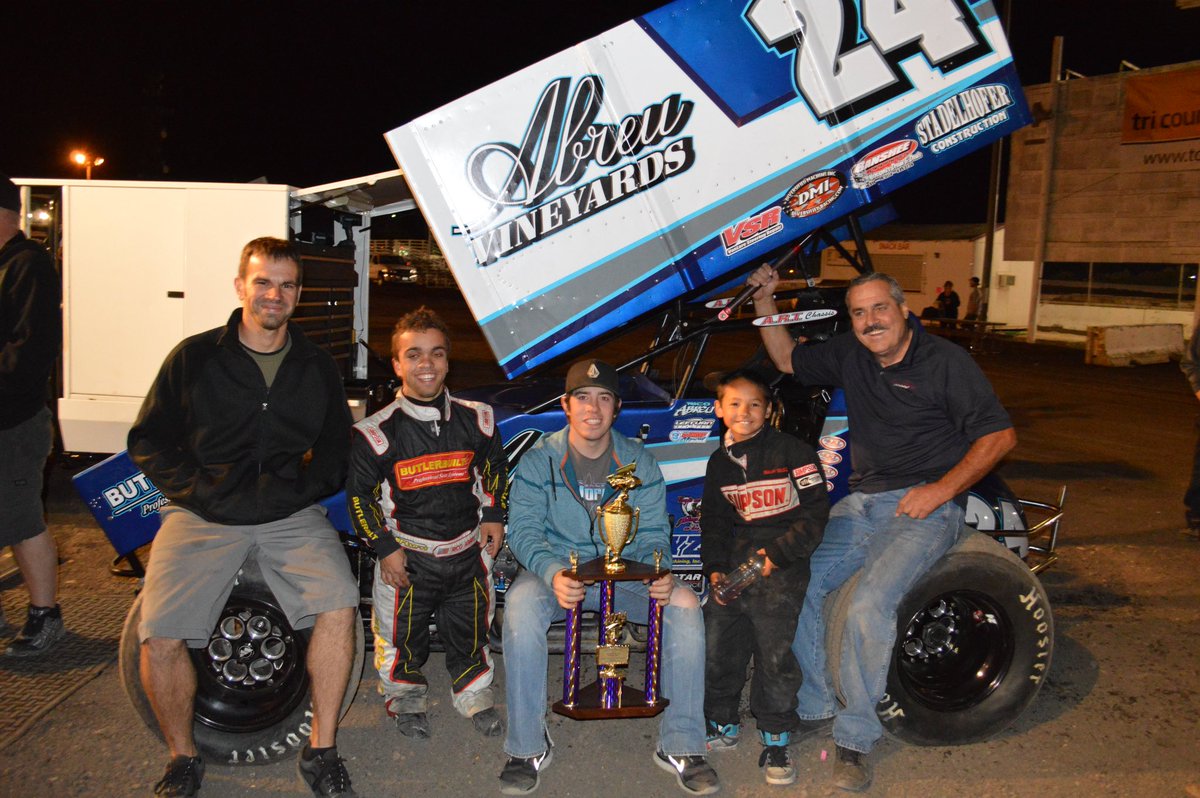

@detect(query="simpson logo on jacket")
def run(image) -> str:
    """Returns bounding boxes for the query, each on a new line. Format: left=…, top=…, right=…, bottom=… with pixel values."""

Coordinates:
left=346, top=391, right=506, bottom=559
left=700, top=425, right=830, bottom=578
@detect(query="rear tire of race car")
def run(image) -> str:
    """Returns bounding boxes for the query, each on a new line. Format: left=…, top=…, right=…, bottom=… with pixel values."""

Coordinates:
left=119, top=571, right=365, bottom=767
left=826, top=531, right=1053, bottom=746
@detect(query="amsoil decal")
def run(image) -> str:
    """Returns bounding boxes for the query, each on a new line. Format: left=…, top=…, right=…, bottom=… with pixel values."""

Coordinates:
left=915, top=84, right=1014, bottom=154
left=851, top=140, right=921, bottom=189
left=721, top=477, right=798, bottom=520
left=721, top=206, right=783, bottom=255
left=464, top=75, right=696, bottom=266
left=394, top=451, right=474, bottom=490
left=783, top=171, right=845, bottom=219
left=102, top=472, right=166, bottom=518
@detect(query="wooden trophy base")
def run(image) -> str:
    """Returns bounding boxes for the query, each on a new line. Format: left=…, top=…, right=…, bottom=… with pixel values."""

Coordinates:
left=570, top=556, right=668, bottom=583
left=553, top=682, right=669, bottom=719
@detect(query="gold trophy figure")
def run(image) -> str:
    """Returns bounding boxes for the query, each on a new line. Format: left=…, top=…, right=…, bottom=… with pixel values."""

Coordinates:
left=595, top=463, right=642, bottom=574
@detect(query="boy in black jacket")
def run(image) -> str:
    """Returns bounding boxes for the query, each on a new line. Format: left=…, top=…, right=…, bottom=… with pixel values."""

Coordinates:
left=701, top=369, right=830, bottom=786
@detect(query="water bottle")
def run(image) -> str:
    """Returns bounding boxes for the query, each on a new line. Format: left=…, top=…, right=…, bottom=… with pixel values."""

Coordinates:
left=713, top=553, right=766, bottom=603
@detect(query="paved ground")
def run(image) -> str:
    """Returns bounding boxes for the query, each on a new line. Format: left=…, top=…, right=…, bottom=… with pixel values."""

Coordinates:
left=2, top=290, right=1199, bottom=796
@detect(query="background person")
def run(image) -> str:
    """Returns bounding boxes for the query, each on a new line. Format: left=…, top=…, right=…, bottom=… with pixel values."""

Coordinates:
left=128, top=237, right=360, bottom=798
left=747, top=266, right=1015, bottom=793
left=1181, top=321, right=1200, bottom=539
left=964, top=276, right=983, bottom=322
left=346, top=307, right=507, bottom=740
left=0, top=173, right=63, bottom=658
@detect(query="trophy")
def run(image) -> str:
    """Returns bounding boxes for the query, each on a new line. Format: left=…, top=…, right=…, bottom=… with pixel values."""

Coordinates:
left=595, top=463, right=641, bottom=573
left=553, top=462, right=671, bottom=720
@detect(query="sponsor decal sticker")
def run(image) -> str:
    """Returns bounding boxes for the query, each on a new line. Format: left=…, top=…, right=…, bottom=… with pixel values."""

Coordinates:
left=102, top=471, right=166, bottom=518
left=676, top=496, right=702, bottom=533
left=783, top=170, right=845, bottom=219
left=850, top=139, right=922, bottom=189
left=822, top=464, right=839, bottom=479
left=916, top=84, right=1014, bottom=155
left=817, top=449, right=842, bottom=465
left=394, top=451, right=475, bottom=490
left=670, top=430, right=711, bottom=442
left=674, top=401, right=714, bottom=417
left=797, top=473, right=824, bottom=489
left=673, top=417, right=715, bottom=431
left=463, top=75, right=697, bottom=267
left=819, top=435, right=846, bottom=450
left=721, top=477, right=799, bottom=520
left=721, top=206, right=784, bottom=255
left=753, top=308, right=838, bottom=327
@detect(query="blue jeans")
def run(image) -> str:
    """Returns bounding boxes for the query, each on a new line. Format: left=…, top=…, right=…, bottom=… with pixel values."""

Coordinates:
left=502, top=570, right=707, bottom=758
left=792, top=488, right=964, bottom=753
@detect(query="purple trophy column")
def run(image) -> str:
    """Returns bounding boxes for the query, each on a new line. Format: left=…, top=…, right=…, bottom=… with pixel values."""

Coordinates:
left=562, top=602, right=581, bottom=707
left=645, top=596, right=664, bottom=705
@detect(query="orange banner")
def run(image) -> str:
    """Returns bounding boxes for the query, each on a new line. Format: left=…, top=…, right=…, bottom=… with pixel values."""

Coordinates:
left=1121, top=67, right=1200, bottom=145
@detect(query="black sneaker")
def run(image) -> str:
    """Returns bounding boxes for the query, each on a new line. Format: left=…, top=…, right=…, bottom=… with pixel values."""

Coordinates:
left=391, top=711, right=431, bottom=739
left=792, top=715, right=833, bottom=744
left=472, top=707, right=505, bottom=737
left=298, top=747, right=357, bottom=797
left=5, top=604, right=65, bottom=657
left=758, top=731, right=795, bottom=785
left=153, top=755, right=203, bottom=797
left=498, top=745, right=553, bottom=795
left=652, top=750, right=721, bottom=795
left=832, top=745, right=872, bottom=793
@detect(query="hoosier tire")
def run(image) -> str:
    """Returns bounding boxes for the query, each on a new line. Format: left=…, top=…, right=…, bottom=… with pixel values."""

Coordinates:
left=826, top=531, right=1053, bottom=746
left=118, top=565, right=365, bottom=767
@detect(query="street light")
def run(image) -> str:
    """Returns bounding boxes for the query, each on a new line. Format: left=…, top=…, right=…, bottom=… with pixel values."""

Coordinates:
left=70, top=150, right=105, bottom=179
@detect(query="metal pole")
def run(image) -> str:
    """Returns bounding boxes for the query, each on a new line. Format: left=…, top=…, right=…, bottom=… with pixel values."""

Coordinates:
left=979, top=0, right=1013, bottom=324
left=1027, top=36, right=1065, bottom=342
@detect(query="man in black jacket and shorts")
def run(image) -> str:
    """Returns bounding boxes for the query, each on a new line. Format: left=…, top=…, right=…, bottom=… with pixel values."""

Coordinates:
left=129, top=237, right=360, bottom=797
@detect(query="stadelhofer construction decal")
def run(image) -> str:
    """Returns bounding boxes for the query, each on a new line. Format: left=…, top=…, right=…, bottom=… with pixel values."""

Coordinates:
left=387, top=0, right=1030, bottom=379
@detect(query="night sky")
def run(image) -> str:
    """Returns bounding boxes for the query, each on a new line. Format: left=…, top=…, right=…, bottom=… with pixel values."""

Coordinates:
left=3, top=0, right=1197, bottom=225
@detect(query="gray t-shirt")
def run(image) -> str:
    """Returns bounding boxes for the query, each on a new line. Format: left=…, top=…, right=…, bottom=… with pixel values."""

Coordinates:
left=569, top=440, right=614, bottom=518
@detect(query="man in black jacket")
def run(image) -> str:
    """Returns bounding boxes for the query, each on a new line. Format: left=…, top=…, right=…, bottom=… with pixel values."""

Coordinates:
left=0, top=174, right=63, bottom=657
left=128, top=237, right=360, bottom=798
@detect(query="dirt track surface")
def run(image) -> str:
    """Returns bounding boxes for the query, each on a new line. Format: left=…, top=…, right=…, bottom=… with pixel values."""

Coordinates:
left=2, top=287, right=1199, bottom=797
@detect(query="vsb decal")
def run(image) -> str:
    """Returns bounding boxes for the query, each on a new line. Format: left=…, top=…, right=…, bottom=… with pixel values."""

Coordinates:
left=721, top=206, right=783, bottom=255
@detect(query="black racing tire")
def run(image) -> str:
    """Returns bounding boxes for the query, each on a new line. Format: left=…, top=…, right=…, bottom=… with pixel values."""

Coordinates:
left=826, top=531, right=1053, bottom=746
left=119, top=567, right=365, bottom=767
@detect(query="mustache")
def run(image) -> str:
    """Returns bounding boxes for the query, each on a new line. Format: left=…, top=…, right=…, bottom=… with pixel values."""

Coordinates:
left=862, top=323, right=887, bottom=334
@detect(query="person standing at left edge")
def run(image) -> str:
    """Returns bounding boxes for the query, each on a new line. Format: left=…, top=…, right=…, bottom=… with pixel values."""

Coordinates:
left=347, top=306, right=507, bottom=740
left=129, top=237, right=360, bottom=797
left=0, top=173, right=64, bottom=657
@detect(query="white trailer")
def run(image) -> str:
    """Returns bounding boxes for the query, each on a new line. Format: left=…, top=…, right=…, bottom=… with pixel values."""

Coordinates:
left=12, top=170, right=413, bottom=453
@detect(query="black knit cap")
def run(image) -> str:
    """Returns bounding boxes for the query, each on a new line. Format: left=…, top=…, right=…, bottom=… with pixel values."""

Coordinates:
left=0, top=173, right=20, bottom=213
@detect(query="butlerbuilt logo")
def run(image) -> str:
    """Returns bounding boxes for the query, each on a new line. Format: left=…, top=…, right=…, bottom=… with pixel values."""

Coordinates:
left=463, top=75, right=696, bottom=266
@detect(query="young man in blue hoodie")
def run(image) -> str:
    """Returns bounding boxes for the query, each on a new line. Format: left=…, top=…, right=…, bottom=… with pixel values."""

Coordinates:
left=499, top=359, right=719, bottom=796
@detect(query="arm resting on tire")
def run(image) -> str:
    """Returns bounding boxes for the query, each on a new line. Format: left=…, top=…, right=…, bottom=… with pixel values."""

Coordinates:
left=896, top=428, right=1018, bottom=519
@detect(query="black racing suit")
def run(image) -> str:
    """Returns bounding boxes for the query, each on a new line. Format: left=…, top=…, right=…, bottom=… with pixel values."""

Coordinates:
left=701, top=425, right=829, bottom=733
left=346, top=391, right=506, bottom=716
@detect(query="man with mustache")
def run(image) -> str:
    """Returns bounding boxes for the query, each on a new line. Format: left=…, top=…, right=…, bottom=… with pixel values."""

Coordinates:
left=129, top=237, right=361, bottom=797
left=745, top=268, right=1016, bottom=793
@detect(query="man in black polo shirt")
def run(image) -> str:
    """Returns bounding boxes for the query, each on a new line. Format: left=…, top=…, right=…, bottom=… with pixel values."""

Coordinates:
left=746, top=268, right=1015, bottom=793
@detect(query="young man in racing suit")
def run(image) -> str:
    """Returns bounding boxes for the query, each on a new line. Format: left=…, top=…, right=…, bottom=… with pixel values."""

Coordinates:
left=347, top=307, right=507, bottom=739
